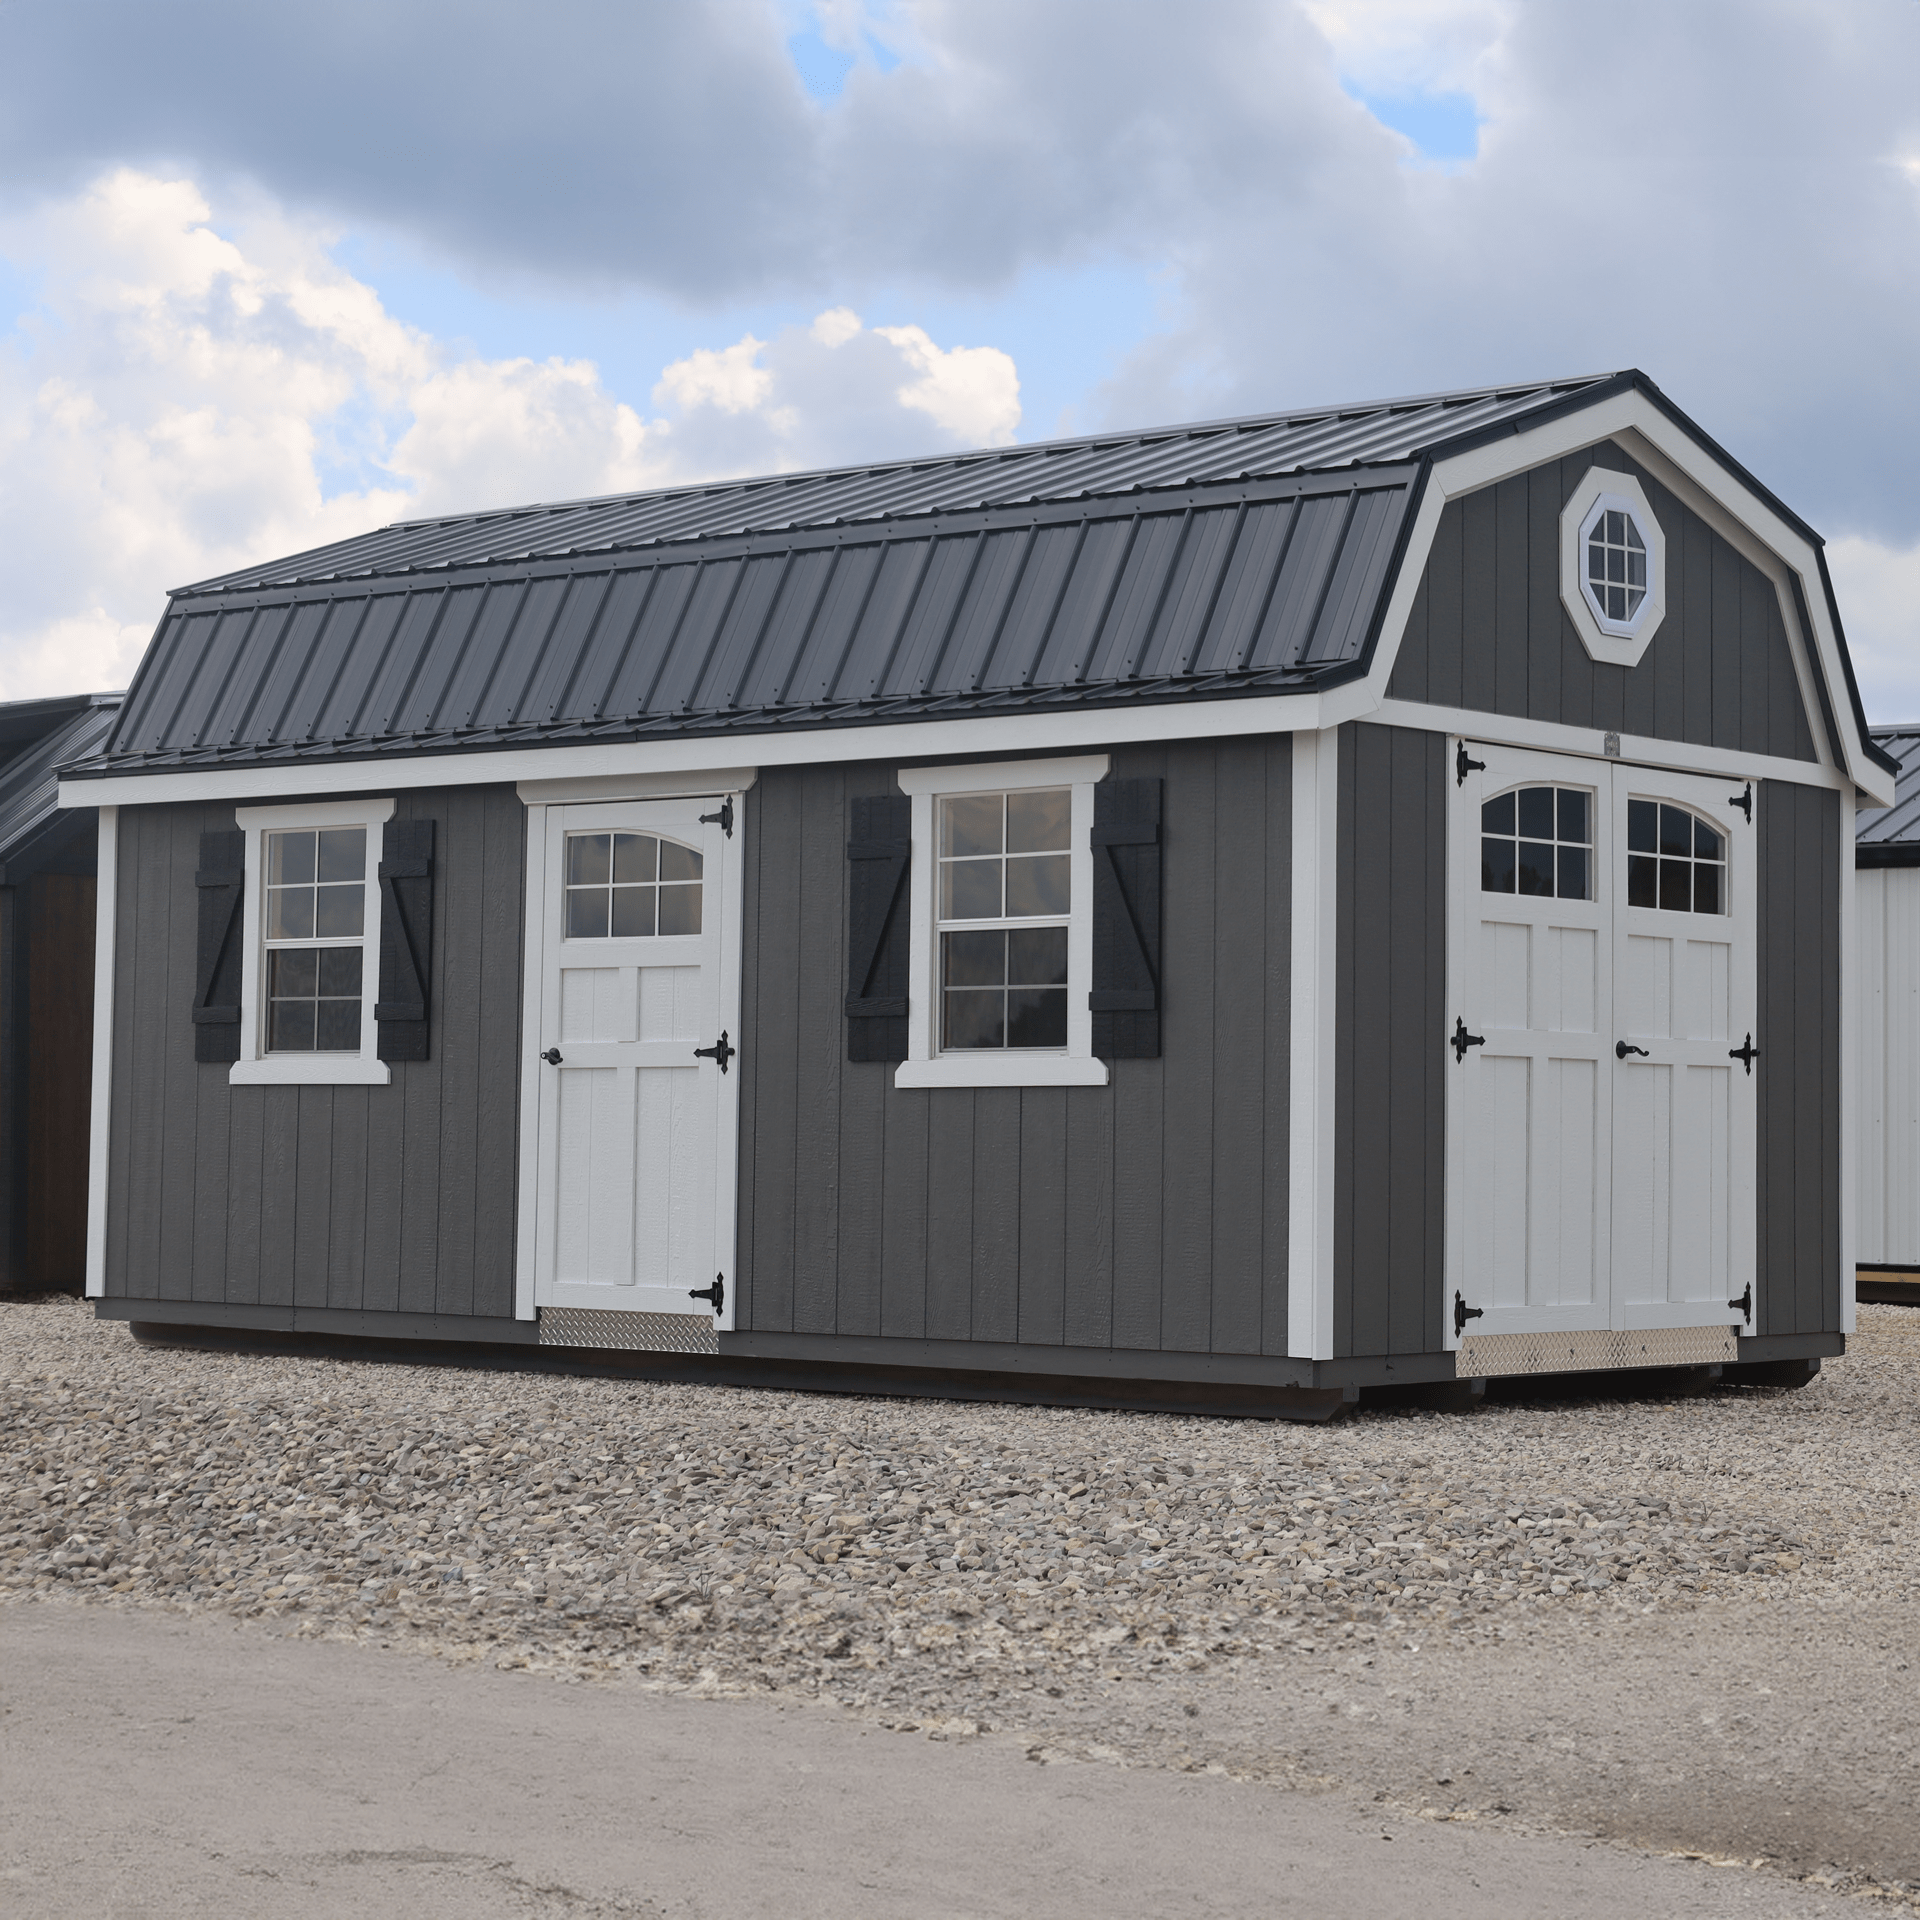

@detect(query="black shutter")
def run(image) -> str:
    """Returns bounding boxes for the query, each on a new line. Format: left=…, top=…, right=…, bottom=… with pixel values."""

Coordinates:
left=375, top=819, right=435, bottom=1063
left=845, top=794, right=911, bottom=1064
left=193, top=829, right=246, bottom=1064
left=1090, top=777, right=1162, bottom=1059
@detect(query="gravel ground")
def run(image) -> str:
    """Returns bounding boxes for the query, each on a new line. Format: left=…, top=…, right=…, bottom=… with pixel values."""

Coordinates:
left=5, top=1298, right=1914, bottom=1690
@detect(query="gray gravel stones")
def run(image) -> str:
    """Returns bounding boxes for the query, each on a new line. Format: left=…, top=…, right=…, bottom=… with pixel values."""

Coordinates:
left=3, top=1298, right=1917, bottom=1720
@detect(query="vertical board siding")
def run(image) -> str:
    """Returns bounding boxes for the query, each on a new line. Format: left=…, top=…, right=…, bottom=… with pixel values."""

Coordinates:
left=1858, top=868, right=1920, bottom=1266
left=739, top=738, right=1293, bottom=1357
left=1756, top=781, right=1842, bottom=1334
left=106, top=785, right=524, bottom=1317
left=1334, top=723, right=1447, bottom=1359
left=1390, top=440, right=1819, bottom=764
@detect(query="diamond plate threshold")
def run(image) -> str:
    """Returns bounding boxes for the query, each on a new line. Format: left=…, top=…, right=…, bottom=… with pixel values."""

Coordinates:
left=1456, top=1324, right=1738, bottom=1379
left=538, top=1308, right=718, bottom=1356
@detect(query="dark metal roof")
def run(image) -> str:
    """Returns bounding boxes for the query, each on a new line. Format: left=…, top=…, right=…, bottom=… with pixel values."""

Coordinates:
left=1858, top=725, right=1920, bottom=865
left=0, top=698, right=121, bottom=862
left=181, top=375, right=1613, bottom=597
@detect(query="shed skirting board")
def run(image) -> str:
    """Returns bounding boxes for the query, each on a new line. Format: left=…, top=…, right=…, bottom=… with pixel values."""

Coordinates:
left=1455, top=1324, right=1738, bottom=1379
left=538, top=1307, right=717, bottom=1355
left=93, top=1299, right=538, bottom=1343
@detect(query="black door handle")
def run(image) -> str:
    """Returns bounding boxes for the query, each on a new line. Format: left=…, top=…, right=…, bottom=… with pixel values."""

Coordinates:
left=540, top=1047, right=563, bottom=1065
left=1615, top=1041, right=1649, bottom=1059
left=1452, top=1016, right=1485, bottom=1064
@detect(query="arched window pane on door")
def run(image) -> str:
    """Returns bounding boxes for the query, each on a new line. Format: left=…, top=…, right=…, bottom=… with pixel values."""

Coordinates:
left=1481, top=784, right=1593, bottom=899
left=563, top=831, right=703, bottom=937
left=1626, top=801, right=1724, bottom=914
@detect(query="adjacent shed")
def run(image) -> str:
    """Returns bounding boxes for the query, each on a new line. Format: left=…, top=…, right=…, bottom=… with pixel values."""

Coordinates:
left=1857, top=724, right=1920, bottom=1278
left=0, top=694, right=121, bottom=1291
left=58, top=371, right=1896, bottom=1410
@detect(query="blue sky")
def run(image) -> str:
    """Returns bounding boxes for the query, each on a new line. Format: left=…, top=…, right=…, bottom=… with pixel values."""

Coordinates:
left=0, top=0, right=1916, bottom=713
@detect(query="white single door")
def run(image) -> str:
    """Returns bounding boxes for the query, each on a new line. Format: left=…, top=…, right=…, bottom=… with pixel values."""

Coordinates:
left=531, top=797, right=741, bottom=1326
left=1446, top=743, right=1756, bottom=1344
left=1448, top=745, right=1613, bottom=1338
left=1610, top=770, right=1756, bottom=1330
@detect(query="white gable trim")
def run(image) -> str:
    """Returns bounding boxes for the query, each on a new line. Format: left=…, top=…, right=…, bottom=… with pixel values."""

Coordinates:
left=1376, top=388, right=1893, bottom=807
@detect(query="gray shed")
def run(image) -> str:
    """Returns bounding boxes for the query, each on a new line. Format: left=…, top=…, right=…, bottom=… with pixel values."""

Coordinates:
left=58, top=371, right=1896, bottom=1412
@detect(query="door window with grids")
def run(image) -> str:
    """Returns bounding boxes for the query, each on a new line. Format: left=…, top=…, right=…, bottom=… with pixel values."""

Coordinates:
left=1480, top=784, right=1592, bottom=900
left=937, top=788, right=1070, bottom=1050
left=1627, top=800, right=1725, bottom=914
left=263, top=826, right=367, bottom=1051
left=563, top=831, right=703, bottom=938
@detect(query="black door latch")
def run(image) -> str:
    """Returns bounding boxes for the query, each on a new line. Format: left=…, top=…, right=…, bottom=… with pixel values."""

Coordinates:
left=1454, top=1291, right=1485, bottom=1338
left=1728, top=1282, right=1751, bottom=1322
left=1729, top=784, right=1753, bottom=823
left=1615, top=1041, right=1650, bottom=1059
left=698, top=798, right=734, bottom=837
left=1452, top=1016, right=1485, bottom=1063
left=540, top=1047, right=563, bottom=1065
left=693, top=1031, right=735, bottom=1072
left=689, top=1274, right=725, bottom=1314
left=1728, top=1033, right=1758, bottom=1075
left=1455, top=742, right=1487, bottom=787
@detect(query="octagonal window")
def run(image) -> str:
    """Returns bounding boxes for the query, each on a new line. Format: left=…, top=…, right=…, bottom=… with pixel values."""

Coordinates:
left=1579, top=496, right=1654, bottom=632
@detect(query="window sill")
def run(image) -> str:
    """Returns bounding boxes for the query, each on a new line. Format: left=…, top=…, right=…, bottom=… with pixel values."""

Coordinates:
left=894, top=1054, right=1109, bottom=1090
left=229, top=1056, right=392, bottom=1087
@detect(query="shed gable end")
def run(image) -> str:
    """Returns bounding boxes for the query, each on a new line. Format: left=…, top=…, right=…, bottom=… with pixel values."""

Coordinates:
left=1388, top=440, right=1820, bottom=765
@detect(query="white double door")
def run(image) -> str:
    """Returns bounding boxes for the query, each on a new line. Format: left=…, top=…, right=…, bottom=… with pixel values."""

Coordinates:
left=1447, top=743, right=1755, bottom=1340
left=529, top=796, right=741, bottom=1325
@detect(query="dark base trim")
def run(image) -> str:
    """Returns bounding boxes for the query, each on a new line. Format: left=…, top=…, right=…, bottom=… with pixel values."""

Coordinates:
left=1738, top=1330, right=1845, bottom=1360
left=97, top=1298, right=537, bottom=1345
left=1858, top=1270, right=1920, bottom=1305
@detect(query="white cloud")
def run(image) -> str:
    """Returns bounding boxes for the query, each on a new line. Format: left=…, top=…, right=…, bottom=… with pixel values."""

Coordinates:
left=0, top=172, right=1025, bottom=697
left=1825, top=537, right=1920, bottom=724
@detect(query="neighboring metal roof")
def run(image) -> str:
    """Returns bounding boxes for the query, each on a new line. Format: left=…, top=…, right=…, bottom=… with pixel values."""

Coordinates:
left=1858, top=725, right=1920, bottom=864
left=0, top=698, right=121, bottom=860
left=182, top=375, right=1614, bottom=596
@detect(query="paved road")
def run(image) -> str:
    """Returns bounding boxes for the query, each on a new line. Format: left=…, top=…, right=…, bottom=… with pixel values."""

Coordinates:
left=0, top=1603, right=1863, bottom=1919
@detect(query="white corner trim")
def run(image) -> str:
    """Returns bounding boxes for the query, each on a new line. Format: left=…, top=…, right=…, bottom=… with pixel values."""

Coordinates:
left=513, top=801, right=551, bottom=1321
left=1560, top=472, right=1666, bottom=665
left=84, top=805, right=118, bottom=1299
left=897, top=753, right=1111, bottom=795
left=516, top=767, right=759, bottom=806
left=231, top=799, right=393, bottom=1088
left=1287, top=729, right=1339, bottom=1361
left=1839, top=800, right=1858, bottom=1336
left=895, top=1055, right=1109, bottom=1089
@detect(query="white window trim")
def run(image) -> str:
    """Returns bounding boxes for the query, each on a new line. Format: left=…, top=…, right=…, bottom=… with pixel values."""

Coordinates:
left=231, top=797, right=396, bottom=1086
left=1559, top=470, right=1667, bottom=668
left=895, top=754, right=1109, bottom=1090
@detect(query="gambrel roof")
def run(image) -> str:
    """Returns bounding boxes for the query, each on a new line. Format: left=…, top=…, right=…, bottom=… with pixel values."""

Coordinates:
left=1858, top=725, right=1920, bottom=863
left=61, top=369, right=1894, bottom=788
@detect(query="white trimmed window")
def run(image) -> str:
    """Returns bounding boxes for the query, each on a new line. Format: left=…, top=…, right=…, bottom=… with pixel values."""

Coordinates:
left=1558, top=469, right=1666, bottom=667
left=895, top=755, right=1108, bottom=1089
left=232, top=798, right=394, bottom=1085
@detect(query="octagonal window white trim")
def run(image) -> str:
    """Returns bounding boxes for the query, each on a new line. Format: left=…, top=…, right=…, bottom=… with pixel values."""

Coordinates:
left=1559, top=468, right=1666, bottom=668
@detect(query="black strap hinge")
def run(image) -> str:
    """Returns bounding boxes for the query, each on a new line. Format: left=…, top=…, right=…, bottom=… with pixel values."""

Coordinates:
left=1730, top=784, right=1753, bottom=823
left=1729, top=1033, right=1758, bottom=1074
left=1454, top=1291, right=1485, bottom=1338
left=1455, top=742, right=1487, bottom=787
left=1728, top=1282, right=1752, bottom=1322
left=699, top=798, right=734, bottom=837
left=1452, top=1015, right=1485, bottom=1063
left=693, top=1031, right=735, bottom=1072
left=688, top=1274, right=725, bottom=1314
